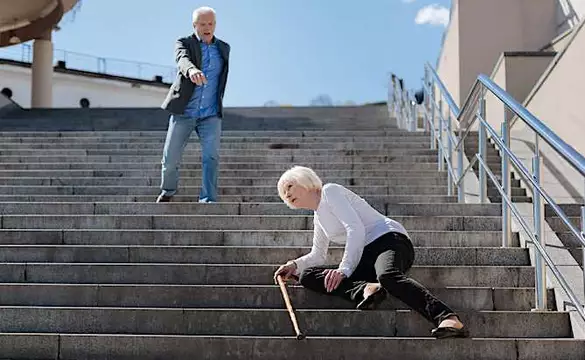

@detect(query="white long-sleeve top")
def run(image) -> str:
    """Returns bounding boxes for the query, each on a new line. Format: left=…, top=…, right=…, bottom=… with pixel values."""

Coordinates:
left=293, top=183, right=409, bottom=277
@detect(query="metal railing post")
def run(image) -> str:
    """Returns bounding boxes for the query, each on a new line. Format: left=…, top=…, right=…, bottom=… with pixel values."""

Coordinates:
left=447, top=111, right=453, bottom=196
left=457, top=131, right=465, bottom=203
left=533, top=137, right=547, bottom=310
left=430, top=81, right=436, bottom=150
left=424, top=67, right=430, bottom=133
left=501, top=122, right=512, bottom=247
left=479, top=97, right=488, bottom=203
left=438, top=99, right=444, bottom=170
left=581, top=203, right=585, bottom=303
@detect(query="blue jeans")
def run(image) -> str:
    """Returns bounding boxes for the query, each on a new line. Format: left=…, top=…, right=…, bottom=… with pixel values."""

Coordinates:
left=160, top=114, right=221, bottom=202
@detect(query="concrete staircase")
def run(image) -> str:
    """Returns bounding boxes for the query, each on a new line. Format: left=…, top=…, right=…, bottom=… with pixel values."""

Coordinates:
left=546, top=204, right=585, bottom=268
left=0, top=107, right=584, bottom=359
left=464, top=132, right=530, bottom=203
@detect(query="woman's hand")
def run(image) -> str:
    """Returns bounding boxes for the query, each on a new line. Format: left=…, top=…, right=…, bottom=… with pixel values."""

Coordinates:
left=273, top=261, right=297, bottom=284
left=322, top=269, right=346, bottom=292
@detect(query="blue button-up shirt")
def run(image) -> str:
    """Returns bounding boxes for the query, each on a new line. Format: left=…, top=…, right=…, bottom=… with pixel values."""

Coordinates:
left=184, top=39, right=224, bottom=119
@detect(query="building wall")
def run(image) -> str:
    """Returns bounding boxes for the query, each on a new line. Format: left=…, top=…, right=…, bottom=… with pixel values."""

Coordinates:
left=517, top=22, right=585, bottom=202
left=436, top=1, right=460, bottom=108
left=0, top=63, right=169, bottom=108
left=437, top=0, right=558, bottom=106
left=458, top=0, right=558, bottom=105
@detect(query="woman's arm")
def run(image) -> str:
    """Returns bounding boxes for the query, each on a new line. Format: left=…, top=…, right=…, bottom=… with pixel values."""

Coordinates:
left=323, top=184, right=366, bottom=277
left=292, top=218, right=330, bottom=275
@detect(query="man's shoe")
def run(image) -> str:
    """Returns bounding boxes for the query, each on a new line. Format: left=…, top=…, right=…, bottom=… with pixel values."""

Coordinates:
left=156, top=194, right=173, bottom=203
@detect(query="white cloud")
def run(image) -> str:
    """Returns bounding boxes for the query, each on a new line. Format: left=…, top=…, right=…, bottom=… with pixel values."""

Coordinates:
left=415, top=4, right=450, bottom=27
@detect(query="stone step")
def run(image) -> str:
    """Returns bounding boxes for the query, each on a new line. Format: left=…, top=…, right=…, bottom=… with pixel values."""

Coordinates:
left=0, top=202, right=503, bottom=216
left=0, top=156, right=506, bottom=168
left=545, top=203, right=585, bottom=217
left=0, top=169, right=449, bottom=177
left=0, top=150, right=508, bottom=161
left=1, top=334, right=582, bottom=360
left=0, top=162, right=449, bottom=171
left=0, top=263, right=534, bottom=287
left=0, top=307, right=569, bottom=338
left=0, top=136, right=433, bottom=144
left=0, top=176, right=456, bottom=187
left=0, top=185, right=525, bottom=198
left=0, top=176, right=523, bottom=189
left=0, top=229, right=518, bottom=247
left=0, top=146, right=441, bottom=156
left=0, top=141, right=436, bottom=150
left=0, top=214, right=503, bottom=231
left=0, top=184, right=452, bottom=196
left=0, top=130, right=421, bottom=137
left=0, top=246, right=528, bottom=266
left=544, top=217, right=581, bottom=230
left=0, top=284, right=550, bottom=311
left=0, top=156, right=447, bottom=164
left=0, top=194, right=460, bottom=203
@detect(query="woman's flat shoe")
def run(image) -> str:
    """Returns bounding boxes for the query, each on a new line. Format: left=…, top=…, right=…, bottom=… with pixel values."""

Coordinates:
left=431, top=326, right=470, bottom=339
left=356, top=287, right=386, bottom=310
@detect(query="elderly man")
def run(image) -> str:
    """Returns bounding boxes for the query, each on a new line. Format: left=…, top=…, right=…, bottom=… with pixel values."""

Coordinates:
left=157, top=6, right=230, bottom=203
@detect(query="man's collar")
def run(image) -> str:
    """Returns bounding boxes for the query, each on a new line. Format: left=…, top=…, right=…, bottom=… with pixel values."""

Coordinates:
left=193, top=33, right=217, bottom=44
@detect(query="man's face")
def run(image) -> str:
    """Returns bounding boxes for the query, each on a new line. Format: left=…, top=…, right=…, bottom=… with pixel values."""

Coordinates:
left=195, top=12, right=216, bottom=43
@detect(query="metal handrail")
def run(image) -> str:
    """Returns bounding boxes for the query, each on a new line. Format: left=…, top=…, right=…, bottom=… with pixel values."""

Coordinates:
left=0, top=43, right=177, bottom=83
left=387, top=63, right=585, bottom=323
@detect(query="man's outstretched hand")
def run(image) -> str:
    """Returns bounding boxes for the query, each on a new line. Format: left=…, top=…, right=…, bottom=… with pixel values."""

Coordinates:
left=188, top=68, right=208, bottom=86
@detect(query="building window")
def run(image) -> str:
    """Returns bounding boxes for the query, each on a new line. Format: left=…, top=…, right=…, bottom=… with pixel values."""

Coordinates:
left=1, top=87, right=13, bottom=99
left=79, top=98, right=90, bottom=108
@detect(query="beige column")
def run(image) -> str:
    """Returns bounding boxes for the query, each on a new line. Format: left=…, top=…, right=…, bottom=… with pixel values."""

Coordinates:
left=31, top=30, right=53, bottom=108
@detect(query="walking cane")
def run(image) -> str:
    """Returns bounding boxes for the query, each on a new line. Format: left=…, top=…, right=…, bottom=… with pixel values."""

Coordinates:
left=276, top=275, right=306, bottom=340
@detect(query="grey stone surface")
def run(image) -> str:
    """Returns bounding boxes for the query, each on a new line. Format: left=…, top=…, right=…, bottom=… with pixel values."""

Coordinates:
left=0, top=214, right=504, bottom=230
left=0, top=333, right=59, bottom=359
left=0, top=307, right=571, bottom=337
left=0, top=284, right=544, bottom=311
left=11, top=263, right=535, bottom=286
left=0, top=229, right=514, bottom=247
left=0, top=245, right=529, bottom=266
left=0, top=201, right=504, bottom=216
left=0, top=194, right=461, bottom=203
left=0, top=113, right=577, bottom=358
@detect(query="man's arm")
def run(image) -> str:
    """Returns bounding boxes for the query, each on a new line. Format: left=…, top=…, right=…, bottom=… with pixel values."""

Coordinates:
left=174, top=38, right=198, bottom=78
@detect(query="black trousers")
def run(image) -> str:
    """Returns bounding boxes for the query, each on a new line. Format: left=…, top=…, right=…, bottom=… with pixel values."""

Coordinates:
left=298, top=232, right=456, bottom=326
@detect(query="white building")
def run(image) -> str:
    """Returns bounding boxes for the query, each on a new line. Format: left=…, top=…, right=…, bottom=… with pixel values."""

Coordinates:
left=0, top=54, right=172, bottom=108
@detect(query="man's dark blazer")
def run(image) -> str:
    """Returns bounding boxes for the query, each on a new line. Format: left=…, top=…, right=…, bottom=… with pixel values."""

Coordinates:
left=161, top=34, right=230, bottom=117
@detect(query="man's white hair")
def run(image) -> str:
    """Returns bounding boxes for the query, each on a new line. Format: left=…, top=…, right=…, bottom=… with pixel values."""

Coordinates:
left=192, top=6, right=216, bottom=24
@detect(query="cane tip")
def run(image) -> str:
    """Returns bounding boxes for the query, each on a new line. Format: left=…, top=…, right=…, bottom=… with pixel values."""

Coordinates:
left=296, top=333, right=306, bottom=340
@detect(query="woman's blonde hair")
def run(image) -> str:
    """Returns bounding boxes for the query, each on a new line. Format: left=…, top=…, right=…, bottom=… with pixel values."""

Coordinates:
left=277, top=166, right=323, bottom=207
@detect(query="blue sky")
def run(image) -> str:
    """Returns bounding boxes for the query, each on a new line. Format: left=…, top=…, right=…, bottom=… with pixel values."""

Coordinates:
left=3, top=0, right=452, bottom=106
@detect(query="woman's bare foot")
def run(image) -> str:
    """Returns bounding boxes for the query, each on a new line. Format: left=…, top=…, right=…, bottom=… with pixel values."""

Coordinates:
left=356, top=283, right=386, bottom=310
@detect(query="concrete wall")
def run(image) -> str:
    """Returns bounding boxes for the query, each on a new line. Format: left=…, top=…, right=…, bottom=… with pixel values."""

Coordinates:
left=482, top=52, right=582, bottom=204
left=436, top=2, right=460, bottom=108
left=512, top=22, right=585, bottom=203
left=459, top=0, right=558, bottom=105
left=567, top=0, right=585, bottom=18
left=486, top=53, right=556, bottom=128
left=437, top=0, right=559, bottom=107
left=0, top=63, right=169, bottom=108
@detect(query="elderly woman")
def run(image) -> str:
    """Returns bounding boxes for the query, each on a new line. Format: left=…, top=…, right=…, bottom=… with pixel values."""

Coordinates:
left=273, top=166, right=468, bottom=339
